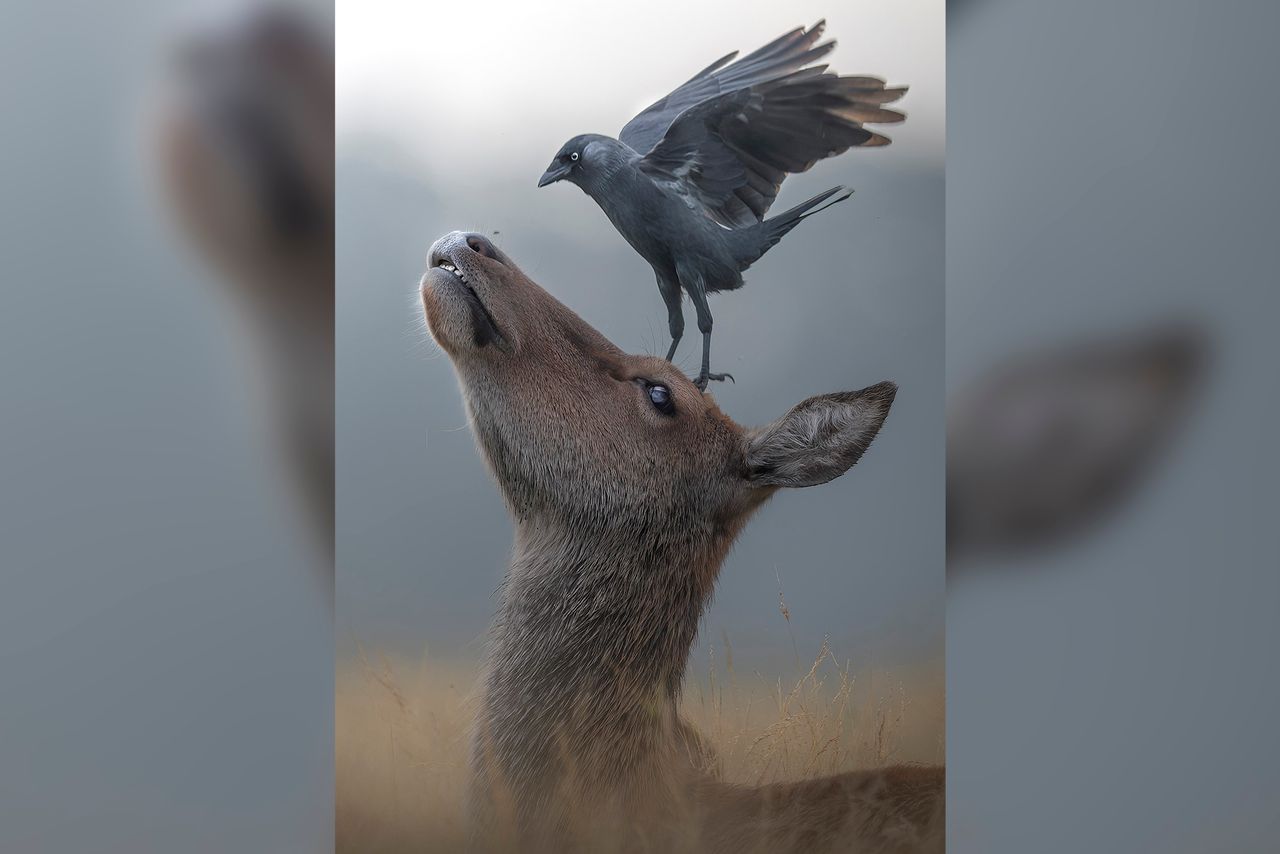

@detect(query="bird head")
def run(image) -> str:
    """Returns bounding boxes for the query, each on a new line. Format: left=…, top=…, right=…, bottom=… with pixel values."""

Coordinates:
left=537, top=134, right=612, bottom=189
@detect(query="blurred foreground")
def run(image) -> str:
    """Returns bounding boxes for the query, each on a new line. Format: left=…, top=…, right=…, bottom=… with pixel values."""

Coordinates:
left=337, top=643, right=943, bottom=853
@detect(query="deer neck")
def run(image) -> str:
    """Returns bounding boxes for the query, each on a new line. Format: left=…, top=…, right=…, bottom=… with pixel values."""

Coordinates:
left=477, top=510, right=741, bottom=784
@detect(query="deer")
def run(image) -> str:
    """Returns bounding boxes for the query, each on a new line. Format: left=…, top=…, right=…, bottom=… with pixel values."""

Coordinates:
left=419, top=230, right=944, bottom=853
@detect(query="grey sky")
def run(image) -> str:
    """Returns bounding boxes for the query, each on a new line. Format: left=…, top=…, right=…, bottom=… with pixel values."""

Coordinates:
left=337, top=0, right=943, bottom=173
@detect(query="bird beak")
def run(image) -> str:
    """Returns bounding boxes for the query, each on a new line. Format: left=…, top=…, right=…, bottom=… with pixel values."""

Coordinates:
left=537, top=163, right=570, bottom=187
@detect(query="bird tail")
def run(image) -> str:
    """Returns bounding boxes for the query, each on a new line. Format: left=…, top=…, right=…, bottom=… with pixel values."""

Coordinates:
left=736, top=186, right=853, bottom=269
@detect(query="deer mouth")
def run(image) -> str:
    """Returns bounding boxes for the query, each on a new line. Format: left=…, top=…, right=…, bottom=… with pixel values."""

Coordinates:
left=427, top=257, right=506, bottom=350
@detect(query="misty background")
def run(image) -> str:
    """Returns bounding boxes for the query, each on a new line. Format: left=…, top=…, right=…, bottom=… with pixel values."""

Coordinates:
left=1, top=2, right=333, bottom=852
left=335, top=0, right=945, bottom=686
left=947, top=0, right=1280, bottom=851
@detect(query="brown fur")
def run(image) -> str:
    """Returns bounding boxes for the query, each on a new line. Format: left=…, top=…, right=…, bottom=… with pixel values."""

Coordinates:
left=420, top=231, right=942, bottom=851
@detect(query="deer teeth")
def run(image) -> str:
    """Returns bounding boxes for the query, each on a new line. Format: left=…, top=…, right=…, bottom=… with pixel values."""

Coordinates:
left=437, top=261, right=468, bottom=284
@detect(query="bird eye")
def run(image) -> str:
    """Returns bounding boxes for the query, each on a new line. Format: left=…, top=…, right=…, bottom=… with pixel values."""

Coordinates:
left=570, top=152, right=579, bottom=162
left=646, top=382, right=675, bottom=416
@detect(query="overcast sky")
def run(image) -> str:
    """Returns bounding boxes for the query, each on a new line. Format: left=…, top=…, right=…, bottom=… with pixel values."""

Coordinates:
left=337, top=0, right=943, bottom=177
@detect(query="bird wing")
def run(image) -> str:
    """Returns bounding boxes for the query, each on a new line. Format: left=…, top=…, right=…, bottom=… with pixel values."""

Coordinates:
left=636, top=67, right=906, bottom=228
left=620, top=21, right=906, bottom=228
left=619, top=21, right=835, bottom=158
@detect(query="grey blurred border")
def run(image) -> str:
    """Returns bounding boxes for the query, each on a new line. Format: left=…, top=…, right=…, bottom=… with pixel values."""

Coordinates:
left=0, top=3, right=333, bottom=852
left=948, top=0, right=1280, bottom=851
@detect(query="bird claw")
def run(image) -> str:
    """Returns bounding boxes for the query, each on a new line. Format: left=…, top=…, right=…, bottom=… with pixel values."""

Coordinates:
left=693, top=371, right=735, bottom=391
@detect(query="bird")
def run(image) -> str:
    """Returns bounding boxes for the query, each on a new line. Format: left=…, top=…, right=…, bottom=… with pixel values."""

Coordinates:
left=537, top=20, right=906, bottom=390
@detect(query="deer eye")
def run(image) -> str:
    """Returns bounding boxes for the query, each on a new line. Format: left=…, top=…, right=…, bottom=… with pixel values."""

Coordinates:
left=646, top=383, right=675, bottom=416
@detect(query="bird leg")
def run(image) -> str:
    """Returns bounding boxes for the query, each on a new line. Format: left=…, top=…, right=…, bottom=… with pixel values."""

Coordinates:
left=664, top=307, right=683, bottom=362
left=686, top=279, right=734, bottom=391
left=659, top=274, right=684, bottom=362
left=694, top=331, right=735, bottom=390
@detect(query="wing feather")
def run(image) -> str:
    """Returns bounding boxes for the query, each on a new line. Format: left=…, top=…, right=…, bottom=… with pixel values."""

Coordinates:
left=618, top=21, right=834, bottom=156
left=637, top=62, right=906, bottom=226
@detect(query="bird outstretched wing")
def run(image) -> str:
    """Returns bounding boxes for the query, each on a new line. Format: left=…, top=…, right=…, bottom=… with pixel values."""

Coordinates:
left=619, top=21, right=835, bottom=157
left=625, top=23, right=906, bottom=227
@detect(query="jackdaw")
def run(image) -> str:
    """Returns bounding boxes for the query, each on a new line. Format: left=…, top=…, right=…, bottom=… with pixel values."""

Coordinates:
left=538, top=20, right=905, bottom=389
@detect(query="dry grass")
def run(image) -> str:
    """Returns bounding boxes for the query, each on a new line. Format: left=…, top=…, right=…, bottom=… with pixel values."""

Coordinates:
left=681, top=633, right=944, bottom=784
left=336, top=648, right=474, bottom=852
left=336, top=637, right=943, bottom=853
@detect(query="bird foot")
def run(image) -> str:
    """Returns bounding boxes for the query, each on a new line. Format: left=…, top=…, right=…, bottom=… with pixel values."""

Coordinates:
left=693, top=371, right=735, bottom=392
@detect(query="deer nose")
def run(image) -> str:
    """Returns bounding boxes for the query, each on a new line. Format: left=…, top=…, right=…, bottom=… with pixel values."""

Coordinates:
left=463, top=232, right=502, bottom=264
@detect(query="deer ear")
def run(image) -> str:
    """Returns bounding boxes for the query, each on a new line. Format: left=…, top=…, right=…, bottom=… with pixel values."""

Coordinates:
left=744, top=382, right=897, bottom=489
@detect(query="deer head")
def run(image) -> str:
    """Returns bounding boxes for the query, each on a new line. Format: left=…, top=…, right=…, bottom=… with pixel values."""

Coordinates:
left=420, top=231, right=897, bottom=547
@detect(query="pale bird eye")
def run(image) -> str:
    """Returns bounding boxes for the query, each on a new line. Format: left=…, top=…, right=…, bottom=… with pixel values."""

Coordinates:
left=570, top=152, right=579, bottom=161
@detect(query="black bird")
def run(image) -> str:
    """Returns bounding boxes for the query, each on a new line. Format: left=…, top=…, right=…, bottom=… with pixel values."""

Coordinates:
left=537, top=20, right=905, bottom=390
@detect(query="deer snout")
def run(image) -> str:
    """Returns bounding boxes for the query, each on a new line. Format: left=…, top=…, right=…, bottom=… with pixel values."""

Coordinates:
left=462, top=232, right=504, bottom=265
left=428, top=231, right=506, bottom=270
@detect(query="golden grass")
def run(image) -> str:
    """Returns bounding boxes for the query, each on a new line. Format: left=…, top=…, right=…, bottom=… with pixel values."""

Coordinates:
left=681, top=633, right=944, bottom=784
left=336, top=638, right=943, bottom=853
